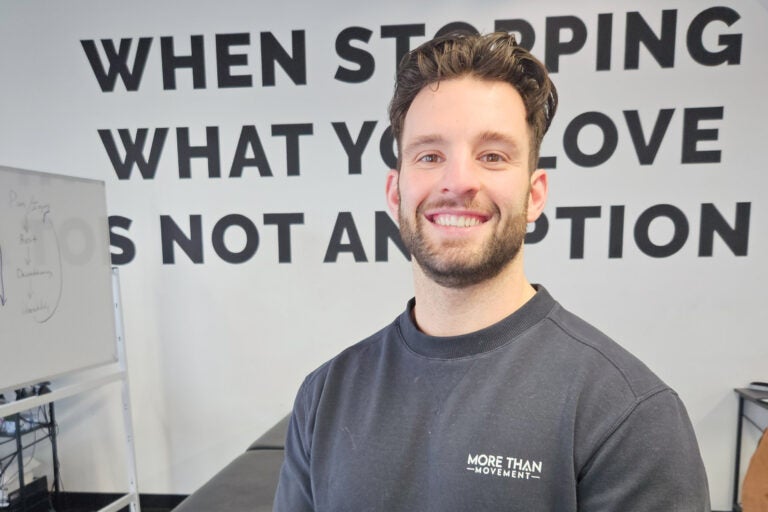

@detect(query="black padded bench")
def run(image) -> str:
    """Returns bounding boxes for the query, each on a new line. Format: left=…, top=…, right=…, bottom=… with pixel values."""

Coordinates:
left=173, top=415, right=289, bottom=512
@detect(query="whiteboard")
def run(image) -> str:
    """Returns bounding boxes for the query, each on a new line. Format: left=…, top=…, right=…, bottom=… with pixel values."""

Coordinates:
left=0, top=165, right=116, bottom=391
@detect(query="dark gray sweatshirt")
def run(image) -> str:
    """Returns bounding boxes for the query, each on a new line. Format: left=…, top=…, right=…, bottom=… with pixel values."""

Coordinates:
left=274, top=286, right=710, bottom=511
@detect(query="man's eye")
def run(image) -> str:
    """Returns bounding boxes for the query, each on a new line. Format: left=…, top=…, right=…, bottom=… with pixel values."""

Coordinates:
left=482, top=153, right=503, bottom=163
left=419, top=154, right=440, bottom=163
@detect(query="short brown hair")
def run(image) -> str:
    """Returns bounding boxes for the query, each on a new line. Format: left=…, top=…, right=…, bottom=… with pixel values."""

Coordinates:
left=388, top=32, right=558, bottom=171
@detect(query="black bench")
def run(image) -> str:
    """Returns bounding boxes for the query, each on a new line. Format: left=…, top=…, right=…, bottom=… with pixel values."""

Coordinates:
left=173, top=415, right=289, bottom=512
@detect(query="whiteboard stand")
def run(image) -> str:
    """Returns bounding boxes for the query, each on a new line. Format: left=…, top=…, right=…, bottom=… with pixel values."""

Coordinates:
left=103, top=266, right=141, bottom=512
left=0, top=269, right=141, bottom=512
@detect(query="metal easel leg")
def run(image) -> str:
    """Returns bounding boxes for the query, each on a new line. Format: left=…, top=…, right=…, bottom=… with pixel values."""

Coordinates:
left=112, top=268, right=141, bottom=512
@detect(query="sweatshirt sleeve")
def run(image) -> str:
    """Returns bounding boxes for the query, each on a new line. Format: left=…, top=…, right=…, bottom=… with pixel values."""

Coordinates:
left=576, top=389, right=710, bottom=511
left=273, top=379, right=315, bottom=512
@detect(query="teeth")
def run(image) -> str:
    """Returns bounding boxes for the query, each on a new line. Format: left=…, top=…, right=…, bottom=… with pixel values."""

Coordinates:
left=434, top=215, right=481, bottom=227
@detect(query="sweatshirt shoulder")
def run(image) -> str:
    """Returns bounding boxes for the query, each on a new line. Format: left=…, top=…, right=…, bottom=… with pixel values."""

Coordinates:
left=543, top=302, right=669, bottom=400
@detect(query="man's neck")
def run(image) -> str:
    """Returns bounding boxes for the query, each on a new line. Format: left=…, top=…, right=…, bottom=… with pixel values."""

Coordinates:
left=411, top=256, right=536, bottom=337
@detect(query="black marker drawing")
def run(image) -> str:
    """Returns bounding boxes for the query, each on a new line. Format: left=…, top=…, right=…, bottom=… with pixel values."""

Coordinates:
left=0, top=244, right=7, bottom=306
left=7, top=189, right=64, bottom=323
left=36, top=221, right=63, bottom=323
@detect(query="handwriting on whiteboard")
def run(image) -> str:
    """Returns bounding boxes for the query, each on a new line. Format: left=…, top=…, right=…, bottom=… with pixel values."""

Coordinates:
left=0, top=244, right=6, bottom=307
left=4, top=189, right=63, bottom=323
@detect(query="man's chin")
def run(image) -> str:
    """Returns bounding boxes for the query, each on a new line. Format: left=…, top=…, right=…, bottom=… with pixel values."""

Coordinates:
left=415, top=255, right=509, bottom=289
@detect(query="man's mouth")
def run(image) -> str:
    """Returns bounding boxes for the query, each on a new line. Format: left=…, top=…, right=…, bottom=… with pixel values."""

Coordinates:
left=427, top=213, right=488, bottom=228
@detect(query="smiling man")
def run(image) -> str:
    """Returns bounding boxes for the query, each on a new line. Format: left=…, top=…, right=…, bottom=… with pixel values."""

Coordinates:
left=274, top=32, right=710, bottom=511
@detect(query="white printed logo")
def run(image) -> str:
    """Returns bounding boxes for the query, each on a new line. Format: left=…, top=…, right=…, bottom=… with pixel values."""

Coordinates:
left=466, top=453, right=543, bottom=480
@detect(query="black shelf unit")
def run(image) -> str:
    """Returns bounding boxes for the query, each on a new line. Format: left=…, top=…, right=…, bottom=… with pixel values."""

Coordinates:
left=0, top=401, right=60, bottom=512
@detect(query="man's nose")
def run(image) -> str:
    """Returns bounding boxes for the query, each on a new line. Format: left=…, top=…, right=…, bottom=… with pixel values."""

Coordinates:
left=440, top=155, right=480, bottom=196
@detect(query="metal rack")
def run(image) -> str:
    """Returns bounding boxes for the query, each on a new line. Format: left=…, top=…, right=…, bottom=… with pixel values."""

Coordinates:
left=0, top=400, right=60, bottom=511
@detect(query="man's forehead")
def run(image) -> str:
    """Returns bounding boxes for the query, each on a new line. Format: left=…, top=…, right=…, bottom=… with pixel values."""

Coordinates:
left=403, top=77, right=526, bottom=124
left=400, top=78, right=530, bottom=152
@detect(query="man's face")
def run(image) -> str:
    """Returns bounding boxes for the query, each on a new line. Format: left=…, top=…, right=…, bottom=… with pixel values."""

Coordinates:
left=386, top=76, right=547, bottom=288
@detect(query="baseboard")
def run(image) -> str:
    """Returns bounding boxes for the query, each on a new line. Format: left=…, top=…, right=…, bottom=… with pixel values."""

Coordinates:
left=52, top=491, right=188, bottom=511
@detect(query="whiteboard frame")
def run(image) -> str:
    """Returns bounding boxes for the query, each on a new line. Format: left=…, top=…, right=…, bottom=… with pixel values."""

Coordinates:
left=0, top=165, right=118, bottom=392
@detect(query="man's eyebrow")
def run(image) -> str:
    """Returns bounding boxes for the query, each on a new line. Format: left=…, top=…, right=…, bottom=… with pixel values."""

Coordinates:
left=476, top=130, right=524, bottom=160
left=477, top=131, right=521, bottom=149
left=402, top=135, right=445, bottom=155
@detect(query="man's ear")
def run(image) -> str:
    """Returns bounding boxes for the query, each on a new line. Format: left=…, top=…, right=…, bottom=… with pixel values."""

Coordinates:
left=385, top=169, right=400, bottom=221
left=527, top=169, right=548, bottom=223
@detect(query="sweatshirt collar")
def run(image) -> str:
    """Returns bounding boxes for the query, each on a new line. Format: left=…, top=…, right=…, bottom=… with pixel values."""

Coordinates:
left=397, top=285, right=556, bottom=359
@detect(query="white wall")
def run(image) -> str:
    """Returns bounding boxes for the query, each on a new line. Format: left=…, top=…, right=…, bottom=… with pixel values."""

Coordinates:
left=1, top=1, right=766, bottom=509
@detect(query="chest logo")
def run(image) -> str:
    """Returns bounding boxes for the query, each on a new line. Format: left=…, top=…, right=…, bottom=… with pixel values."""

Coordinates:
left=466, top=453, right=543, bottom=480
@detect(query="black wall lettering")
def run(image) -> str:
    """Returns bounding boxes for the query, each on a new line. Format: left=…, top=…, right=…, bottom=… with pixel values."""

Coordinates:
left=596, top=14, right=613, bottom=71
left=688, top=7, right=742, bottom=66
left=324, top=212, right=368, bottom=262
left=625, top=10, right=677, bottom=69
left=608, top=205, right=625, bottom=258
left=682, top=107, right=723, bottom=164
left=109, top=216, right=135, bottom=265
left=556, top=206, right=602, bottom=259
left=525, top=213, right=549, bottom=245
left=81, top=38, right=152, bottom=92
left=374, top=211, right=409, bottom=262
left=537, top=156, right=557, bottom=169
left=634, top=204, right=689, bottom=257
left=99, top=128, right=168, bottom=180
left=434, top=21, right=479, bottom=38
left=545, top=16, right=587, bottom=72
left=699, top=202, right=750, bottom=256
left=563, top=112, right=618, bottom=167
left=177, top=127, right=221, bottom=178
left=380, top=125, right=398, bottom=169
left=230, top=126, right=273, bottom=177
left=335, top=27, right=375, bottom=83
left=211, top=214, right=259, bottom=263
left=160, top=35, right=206, bottom=90
left=333, top=121, right=377, bottom=174
left=623, top=109, right=674, bottom=165
left=381, top=24, right=426, bottom=69
left=494, top=19, right=535, bottom=50
left=272, top=123, right=313, bottom=176
left=216, top=33, right=252, bottom=88
left=260, top=31, right=306, bottom=86
left=264, top=213, right=304, bottom=263
left=161, top=215, right=204, bottom=264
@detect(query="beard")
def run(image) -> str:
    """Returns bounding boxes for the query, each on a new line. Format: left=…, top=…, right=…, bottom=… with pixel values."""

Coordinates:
left=398, top=195, right=529, bottom=289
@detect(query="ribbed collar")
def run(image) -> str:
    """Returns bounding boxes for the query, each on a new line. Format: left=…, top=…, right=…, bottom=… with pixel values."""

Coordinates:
left=396, top=285, right=556, bottom=359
